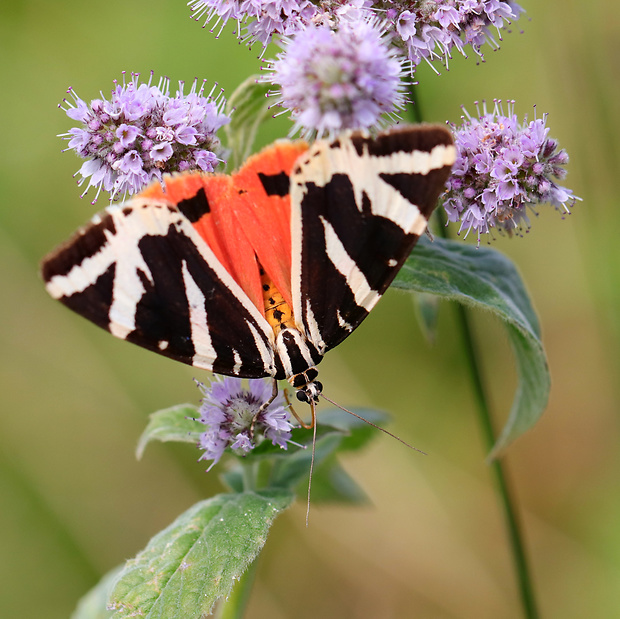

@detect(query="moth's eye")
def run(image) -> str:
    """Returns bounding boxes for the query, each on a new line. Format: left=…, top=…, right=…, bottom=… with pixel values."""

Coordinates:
left=296, top=390, right=310, bottom=404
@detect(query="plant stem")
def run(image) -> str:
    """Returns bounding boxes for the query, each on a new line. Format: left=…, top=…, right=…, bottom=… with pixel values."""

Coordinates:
left=410, top=79, right=540, bottom=616
left=457, top=300, right=539, bottom=618
left=215, top=558, right=259, bottom=619
left=437, top=219, right=540, bottom=619
left=408, top=83, right=424, bottom=124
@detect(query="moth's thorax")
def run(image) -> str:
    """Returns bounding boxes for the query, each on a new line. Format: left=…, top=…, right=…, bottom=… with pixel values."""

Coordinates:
left=273, top=327, right=323, bottom=400
left=260, top=266, right=295, bottom=335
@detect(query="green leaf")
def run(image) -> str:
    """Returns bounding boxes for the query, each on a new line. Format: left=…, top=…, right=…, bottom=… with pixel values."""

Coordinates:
left=226, top=405, right=387, bottom=465
left=136, top=404, right=202, bottom=459
left=71, top=566, right=122, bottom=619
left=221, top=408, right=388, bottom=501
left=108, top=490, right=293, bottom=619
left=270, top=432, right=343, bottom=491
left=300, top=458, right=369, bottom=505
left=224, top=75, right=272, bottom=169
left=394, top=236, right=550, bottom=458
left=265, top=408, right=386, bottom=491
left=317, top=408, right=391, bottom=452
left=243, top=421, right=342, bottom=460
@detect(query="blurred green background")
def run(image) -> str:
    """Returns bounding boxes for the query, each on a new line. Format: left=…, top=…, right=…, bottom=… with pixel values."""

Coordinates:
left=1, top=1, right=619, bottom=617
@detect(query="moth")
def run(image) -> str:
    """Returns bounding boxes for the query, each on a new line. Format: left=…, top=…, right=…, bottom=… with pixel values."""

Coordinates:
left=42, top=125, right=455, bottom=415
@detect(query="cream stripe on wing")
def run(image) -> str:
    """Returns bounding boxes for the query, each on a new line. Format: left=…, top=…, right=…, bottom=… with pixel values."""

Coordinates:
left=181, top=260, right=215, bottom=366
left=247, top=321, right=277, bottom=376
left=319, top=215, right=380, bottom=312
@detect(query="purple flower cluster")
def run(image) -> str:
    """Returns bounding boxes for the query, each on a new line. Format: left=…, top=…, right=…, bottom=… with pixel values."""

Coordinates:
left=189, top=0, right=374, bottom=46
left=382, top=0, right=524, bottom=71
left=188, top=0, right=317, bottom=46
left=189, top=1, right=523, bottom=71
left=195, top=377, right=295, bottom=470
left=266, top=18, right=407, bottom=138
left=444, top=100, right=579, bottom=241
left=188, top=1, right=523, bottom=136
left=60, top=72, right=229, bottom=203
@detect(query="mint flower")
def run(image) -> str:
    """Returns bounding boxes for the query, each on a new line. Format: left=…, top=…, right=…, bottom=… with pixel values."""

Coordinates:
left=195, top=377, right=295, bottom=471
left=444, top=100, right=579, bottom=241
left=189, top=0, right=379, bottom=47
left=188, top=0, right=317, bottom=46
left=378, top=0, right=524, bottom=71
left=265, top=18, right=407, bottom=138
left=188, top=1, right=523, bottom=72
left=59, top=72, right=229, bottom=203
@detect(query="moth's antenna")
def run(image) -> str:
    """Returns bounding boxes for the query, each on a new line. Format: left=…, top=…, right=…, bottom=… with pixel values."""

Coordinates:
left=319, top=393, right=427, bottom=455
left=282, top=389, right=316, bottom=526
left=306, top=398, right=317, bottom=528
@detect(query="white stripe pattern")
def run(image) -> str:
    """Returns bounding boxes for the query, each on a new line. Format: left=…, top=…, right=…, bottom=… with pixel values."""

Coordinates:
left=182, top=261, right=215, bottom=366
left=319, top=215, right=379, bottom=312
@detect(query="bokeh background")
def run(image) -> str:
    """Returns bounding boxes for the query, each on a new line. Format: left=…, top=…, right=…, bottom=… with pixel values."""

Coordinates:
left=1, top=1, right=619, bottom=617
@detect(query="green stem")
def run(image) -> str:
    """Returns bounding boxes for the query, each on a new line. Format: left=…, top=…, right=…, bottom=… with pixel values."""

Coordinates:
left=437, top=218, right=540, bottom=619
left=408, top=82, right=424, bottom=124
left=215, top=558, right=259, bottom=619
left=410, top=84, right=540, bottom=616
left=458, top=300, right=539, bottom=618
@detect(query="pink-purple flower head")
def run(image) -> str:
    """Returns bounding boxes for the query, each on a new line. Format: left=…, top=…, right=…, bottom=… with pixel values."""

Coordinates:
left=188, top=1, right=523, bottom=74
left=188, top=0, right=374, bottom=48
left=188, top=0, right=317, bottom=47
left=59, top=72, right=230, bottom=203
left=384, top=0, right=524, bottom=72
left=264, top=17, right=408, bottom=138
left=195, top=377, right=295, bottom=471
left=444, top=100, right=580, bottom=242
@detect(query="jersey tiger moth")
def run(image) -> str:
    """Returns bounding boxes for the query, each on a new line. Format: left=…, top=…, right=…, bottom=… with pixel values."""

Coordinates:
left=41, top=125, right=456, bottom=411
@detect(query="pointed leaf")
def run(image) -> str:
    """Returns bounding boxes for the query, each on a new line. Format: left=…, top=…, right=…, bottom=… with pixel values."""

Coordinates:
left=317, top=408, right=391, bottom=452
left=300, top=458, right=369, bottom=505
left=394, top=236, right=550, bottom=457
left=269, top=433, right=344, bottom=491
left=136, top=404, right=202, bottom=459
left=242, top=421, right=342, bottom=460
left=224, top=76, right=272, bottom=169
left=264, top=407, right=386, bottom=491
left=108, top=490, right=293, bottom=619
left=221, top=408, right=388, bottom=501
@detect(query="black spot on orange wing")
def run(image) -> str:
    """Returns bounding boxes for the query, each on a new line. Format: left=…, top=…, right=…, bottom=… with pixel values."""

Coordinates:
left=177, top=187, right=210, bottom=223
left=258, top=171, right=290, bottom=197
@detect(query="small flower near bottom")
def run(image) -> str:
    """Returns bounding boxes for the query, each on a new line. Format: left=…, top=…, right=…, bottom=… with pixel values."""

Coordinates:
left=195, top=377, right=295, bottom=470
left=444, top=100, right=580, bottom=242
